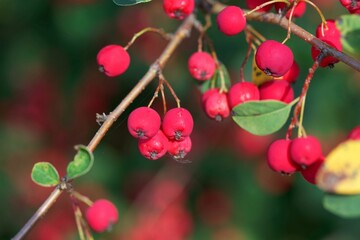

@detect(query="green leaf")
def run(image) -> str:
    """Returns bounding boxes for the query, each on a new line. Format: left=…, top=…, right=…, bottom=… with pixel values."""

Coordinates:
left=113, top=0, right=151, bottom=6
left=66, top=145, right=94, bottom=180
left=232, top=98, right=298, bottom=136
left=323, top=194, right=360, bottom=218
left=200, top=62, right=231, bottom=93
left=336, top=14, right=360, bottom=54
left=31, top=162, right=60, bottom=187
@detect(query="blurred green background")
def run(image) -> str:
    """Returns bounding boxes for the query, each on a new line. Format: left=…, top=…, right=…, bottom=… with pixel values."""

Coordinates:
left=1, top=0, right=360, bottom=239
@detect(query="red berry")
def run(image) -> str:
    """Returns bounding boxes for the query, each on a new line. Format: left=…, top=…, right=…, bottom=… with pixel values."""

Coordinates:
left=203, top=88, right=230, bottom=121
left=300, top=156, right=325, bottom=184
left=246, top=0, right=273, bottom=12
left=267, top=139, right=299, bottom=174
left=216, top=6, right=247, bottom=36
left=86, top=199, right=118, bottom=233
left=315, top=20, right=341, bottom=39
left=255, top=40, right=294, bottom=77
left=97, top=45, right=130, bottom=77
left=127, top=107, right=161, bottom=140
left=311, top=37, right=342, bottom=67
left=259, top=80, right=294, bottom=103
left=347, top=126, right=360, bottom=140
left=275, top=61, right=300, bottom=84
left=290, top=135, right=323, bottom=168
left=188, top=52, right=216, bottom=81
left=201, top=88, right=218, bottom=108
left=163, top=0, right=194, bottom=20
left=227, top=82, right=260, bottom=109
left=339, top=0, right=360, bottom=14
left=275, top=1, right=306, bottom=18
left=162, top=108, right=194, bottom=140
left=138, top=130, right=169, bottom=160
left=168, top=136, right=192, bottom=159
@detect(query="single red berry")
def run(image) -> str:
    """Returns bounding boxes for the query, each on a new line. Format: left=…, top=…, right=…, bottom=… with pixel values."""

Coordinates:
left=347, top=126, right=360, bottom=140
left=127, top=107, right=161, bottom=140
left=275, top=1, right=307, bottom=18
left=216, top=6, right=247, bottom=36
left=168, top=136, right=192, bottom=159
left=246, top=0, right=273, bottom=12
left=267, top=139, right=299, bottom=175
left=259, top=80, right=294, bottom=103
left=86, top=199, right=118, bottom=233
left=162, top=108, right=194, bottom=140
left=339, top=0, right=360, bottom=14
left=188, top=52, right=216, bottom=81
left=275, top=61, right=300, bottom=84
left=311, top=37, right=342, bottom=67
left=300, top=156, right=325, bottom=184
left=227, top=82, right=260, bottom=109
left=290, top=135, right=323, bottom=168
left=255, top=40, right=294, bottom=77
left=163, top=0, right=194, bottom=20
left=315, top=20, right=341, bottom=39
left=97, top=45, right=130, bottom=77
left=201, top=88, right=218, bottom=108
left=138, top=130, right=169, bottom=160
left=203, top=88, right=230, bottom=121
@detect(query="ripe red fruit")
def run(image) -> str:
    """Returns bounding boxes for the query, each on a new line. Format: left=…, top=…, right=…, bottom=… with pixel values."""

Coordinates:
left=188, top=52, right=216, bottom=81
left=203, top=89, right=230, bottom=121
left=311, top=37, right=342, bottom=67
left=127, top=107, right=161, bottom=140
left=163, top=0, right=194, bottom=20
left=97, top=45, right=130, bottom=77
left=162, top=108, right=194, bottom=140
left=315, top=20, right=341, bottom=39
left=339, top=0, right=360, bottom=14
left=227, top=82, right=260, bottom=109
left=275, top=1, right=307, bottom=18
left=290, top=135, right=323, bottom=168
left=255, top=40, right=294, bottom=77
left=216, top=6, right=247, bottom=36
left=201, top=88, right=218, bottom=108
left=300, top=156, right=325, bottom=184
left=275, top=61, right=300, bottom=84
left=168, top=136, right=192, bottom=159
left=347, top=126, right=360, bottom=140
left=267, top=139, right=299, bottom=174
left=86, top=199, right=118, bottom=233
left=259, top=80, right=294, bottom=103
left=138, top=130, right=169, bottom=160
left=246, top=0, right=273, bottom=12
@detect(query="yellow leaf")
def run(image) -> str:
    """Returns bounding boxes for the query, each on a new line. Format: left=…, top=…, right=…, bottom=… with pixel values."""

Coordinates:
left=252, top=52, right=273, bottom=86
left=316, top=140, right=360, bottom=195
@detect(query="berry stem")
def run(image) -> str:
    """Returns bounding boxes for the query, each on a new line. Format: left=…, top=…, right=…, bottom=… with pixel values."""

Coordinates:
left=297, top=94, right=307, bottom=138
left=147, top=81, right=162, bottom=108
left=71, top=197, right=86, bottom=240
left=124, top=27, right=172, bottom=50
left=71, top=191, right=94, bottom=207
left=282, top=2, right=296, bottom=44
left=301, top=0, right=328, bottom=27
left=196, top=14, right=212, bottom=52
left=239, top=34, right=253, bottom=82
left=246, top=25, right=266, bottom=44
left=244, top=0, right=289, bottom=16
left=161, top=74, right=181, bottom=108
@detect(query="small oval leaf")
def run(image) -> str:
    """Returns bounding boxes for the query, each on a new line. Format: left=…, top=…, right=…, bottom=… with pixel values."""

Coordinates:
left=67, top=145, right=94, bottom=180
left=336, top=14, right=360, bottom=54
left=113, top=0, right=151, bottom=6
left=231, top=98, right=298, bottom=136
left=200, top=62, right=231, bottom=93
left=323, top=193, right=360, bottom=218
left=31, top=162, right=60, bottom=187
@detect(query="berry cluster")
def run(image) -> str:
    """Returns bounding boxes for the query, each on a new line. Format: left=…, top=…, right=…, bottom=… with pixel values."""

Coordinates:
left=128, top=106, right=193, bottom=161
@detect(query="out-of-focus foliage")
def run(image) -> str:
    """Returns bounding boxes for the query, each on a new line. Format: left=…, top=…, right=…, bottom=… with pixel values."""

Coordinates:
left=1, top=0, right=360, bottom=239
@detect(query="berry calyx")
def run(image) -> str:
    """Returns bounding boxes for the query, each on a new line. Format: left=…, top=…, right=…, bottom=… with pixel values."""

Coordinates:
left=255, top=40, right=294, bottom=77
left=203, top=88, right=230, bottom=121
left=275, top=1, right=307, bottom=18
left=97, top=45, right=130, bottom=77
left=227, top=82, right=260, bottom=109
left=127, top=107, right=161, bottom=140
left=138, top=130, right=169, bottom=160
left=300, top=156, right=325, bottom=184
left=188, top=52, right=216, bottom=81
left=163, top=0, right=194, bottom=20
left=290, top=135, right=323, bottom=168
left=246, top=0, right=273, bottom=12
left=86, top=199, right=118, bottom=233
left=259, top=80, right=294, bottom=103
left=275, top=61, right=300, bottom=84
left=267, top=139, right=299, bottom=175
left=216, top=6, right=247, bottom=36
left=162, top=107, right=194, bottom=140
left=168, top=136, right=192, bottom=159
left=347, top=126, right=360, bottom=140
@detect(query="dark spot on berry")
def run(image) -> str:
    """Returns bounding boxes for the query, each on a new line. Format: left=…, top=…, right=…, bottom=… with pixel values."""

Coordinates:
left=136, top=130, right=145, bottom=138
left=301, top=164, right=307, bottom=170
left=200, top=70, right=208, bottom=79
left=174, top=10, right=185, bottom=19
left=150, top=151, right=158, bottom=159
left=328, top=63, right=335, bottom=69
left=264, top=68, right=272, bottom=76
left=175, top=131, right=182, bottom=140
left=98, top=65, right=105, bottom=73
left=215, top=115, right=222, bottom=122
